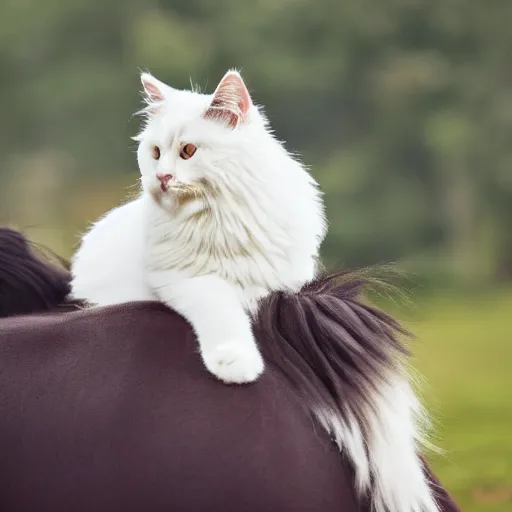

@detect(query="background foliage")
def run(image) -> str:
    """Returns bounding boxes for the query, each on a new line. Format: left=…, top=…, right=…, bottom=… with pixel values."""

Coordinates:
left=0, top=1, right=510, bottom=510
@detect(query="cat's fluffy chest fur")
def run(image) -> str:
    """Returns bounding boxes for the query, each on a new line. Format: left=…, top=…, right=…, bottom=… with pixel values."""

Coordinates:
left=144, top=187, right=319, bottom=312
left=71, top=69, right=326, bottom=384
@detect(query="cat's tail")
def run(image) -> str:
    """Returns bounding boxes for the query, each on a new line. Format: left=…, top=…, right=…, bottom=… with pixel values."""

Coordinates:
left=0, top=227, right=77, bottom=318
left=253, top=269, right=441, bottom=512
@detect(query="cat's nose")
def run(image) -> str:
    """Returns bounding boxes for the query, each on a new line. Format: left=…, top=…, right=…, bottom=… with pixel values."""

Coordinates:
left=156, top=173, right=173, bottom=192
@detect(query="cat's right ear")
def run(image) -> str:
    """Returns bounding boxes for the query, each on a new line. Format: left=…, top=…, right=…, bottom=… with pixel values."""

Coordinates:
left=141, top=73, right=171, bottom=106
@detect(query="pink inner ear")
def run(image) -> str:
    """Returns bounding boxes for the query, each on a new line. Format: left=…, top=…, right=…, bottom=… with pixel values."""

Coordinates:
left=141, top=76, right=165, bottom=103
left=217, top=72, right=252, bottom=115
left=204, top=71, right=253, bottom=127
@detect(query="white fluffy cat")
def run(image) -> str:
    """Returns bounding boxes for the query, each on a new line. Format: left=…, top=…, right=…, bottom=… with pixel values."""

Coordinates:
left=71, top=69, right=327, bottom=384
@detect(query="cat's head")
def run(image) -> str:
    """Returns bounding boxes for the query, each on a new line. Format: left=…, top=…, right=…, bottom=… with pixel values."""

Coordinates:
left=135, top=69, right=276, bottom=211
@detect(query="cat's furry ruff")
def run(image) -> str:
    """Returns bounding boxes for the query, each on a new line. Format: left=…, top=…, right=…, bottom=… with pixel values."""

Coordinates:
left=70, top=70, right=439, bottom=512
left=71, top=70, right=327, bottom=384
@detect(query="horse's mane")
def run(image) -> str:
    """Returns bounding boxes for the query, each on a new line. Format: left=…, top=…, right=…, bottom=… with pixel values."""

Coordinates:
left=256, top=269, right=410, bottom=439
left=254, top=271, right=438, bottom=512
left=0, top=228, right=80, bottom=318
left=0, top=228, right=440, bottom=512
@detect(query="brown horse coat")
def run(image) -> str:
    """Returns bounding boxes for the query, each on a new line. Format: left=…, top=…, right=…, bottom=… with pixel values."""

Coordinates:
left=0, top=304, right=458, bottom=512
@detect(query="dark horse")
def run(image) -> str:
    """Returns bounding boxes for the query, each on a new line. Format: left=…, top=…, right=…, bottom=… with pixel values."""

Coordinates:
left=0, top=228, right=460, bottom=512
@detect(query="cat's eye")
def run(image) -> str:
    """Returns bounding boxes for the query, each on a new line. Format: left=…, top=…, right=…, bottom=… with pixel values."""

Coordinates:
left=180, top=143, right=197, bottom=160
left=151, top=145, right=161, bottom=160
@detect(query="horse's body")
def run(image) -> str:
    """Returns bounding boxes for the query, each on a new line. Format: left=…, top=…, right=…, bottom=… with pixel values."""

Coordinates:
left=0, top=303, right=458, bottom=512
left=0, top=228, right=461, bottom=511
left=0, top=303, right=359, bottom=512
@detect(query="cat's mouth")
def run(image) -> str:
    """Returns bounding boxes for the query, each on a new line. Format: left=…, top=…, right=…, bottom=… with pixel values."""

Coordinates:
left=150, top=178, right=208, bottom=210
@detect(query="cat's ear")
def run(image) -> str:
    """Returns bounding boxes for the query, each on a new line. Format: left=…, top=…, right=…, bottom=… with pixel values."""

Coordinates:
left=203, top=70, right=253, bottom=129
left=141, top=73, right=171, bottom=104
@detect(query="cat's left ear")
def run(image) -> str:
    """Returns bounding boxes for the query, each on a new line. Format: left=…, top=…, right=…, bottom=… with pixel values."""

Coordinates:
left=141, top=73, right=173, bottom=105
left=203, top=70, right=253, bottom=129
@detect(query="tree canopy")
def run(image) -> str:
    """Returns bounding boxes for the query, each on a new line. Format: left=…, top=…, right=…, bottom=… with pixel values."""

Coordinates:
left=1, top=0, right=511, bottom=283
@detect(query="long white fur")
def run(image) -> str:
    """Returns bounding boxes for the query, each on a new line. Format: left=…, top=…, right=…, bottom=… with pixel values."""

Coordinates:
left=315, top=375, right=438, bottom=512
left=70, top=70, right=437, bottom=512
left=72, top=70, right=326, bottom=384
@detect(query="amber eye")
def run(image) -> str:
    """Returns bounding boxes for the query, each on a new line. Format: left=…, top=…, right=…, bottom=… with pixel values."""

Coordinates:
left=151, top=145, right=161, bottom=160
left=180, top=143, right=197, bottom=160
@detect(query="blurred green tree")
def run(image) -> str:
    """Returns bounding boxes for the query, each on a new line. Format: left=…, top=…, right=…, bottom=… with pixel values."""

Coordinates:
left=0, top=0, right=511, bottom=282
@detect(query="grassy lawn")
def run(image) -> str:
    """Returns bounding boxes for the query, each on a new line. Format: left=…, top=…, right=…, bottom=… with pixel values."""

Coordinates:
left=403, top=289, right=512, bottom=512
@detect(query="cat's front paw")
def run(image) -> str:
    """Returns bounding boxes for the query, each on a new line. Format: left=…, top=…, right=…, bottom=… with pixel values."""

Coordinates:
left=202, top=342, right=264, bottom=384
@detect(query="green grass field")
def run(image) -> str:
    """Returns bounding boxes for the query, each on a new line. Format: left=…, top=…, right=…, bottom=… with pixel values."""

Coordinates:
left=404, top=289, right=512, bottom=512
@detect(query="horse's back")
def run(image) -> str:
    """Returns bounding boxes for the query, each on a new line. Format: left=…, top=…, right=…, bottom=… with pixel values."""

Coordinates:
left=0, top=303, right=359, bottom=512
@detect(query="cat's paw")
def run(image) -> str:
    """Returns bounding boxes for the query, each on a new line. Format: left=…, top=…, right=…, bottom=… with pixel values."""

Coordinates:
left=202, top=342, right=264, bottom=384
